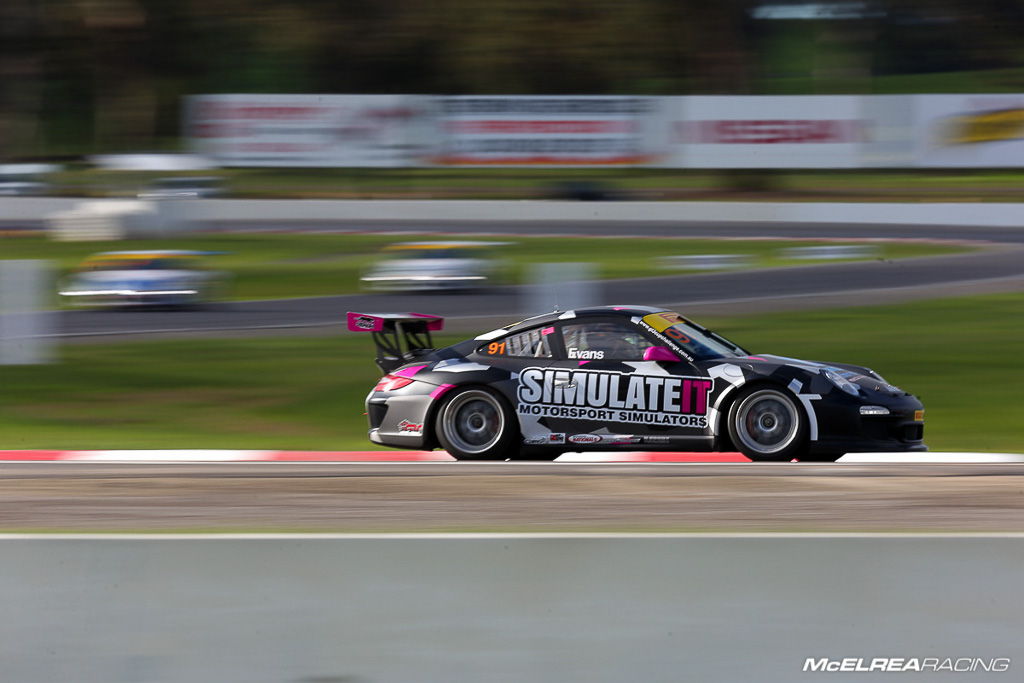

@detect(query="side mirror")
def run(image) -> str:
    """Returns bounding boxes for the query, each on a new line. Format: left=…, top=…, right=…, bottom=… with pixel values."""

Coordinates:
left=643, top=346, right=680, bottom=362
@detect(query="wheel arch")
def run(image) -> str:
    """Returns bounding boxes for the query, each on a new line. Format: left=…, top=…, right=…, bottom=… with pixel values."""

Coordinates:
left=713, top=378, right=798, bottom=452
left=421, top=381, right=521, bottom=451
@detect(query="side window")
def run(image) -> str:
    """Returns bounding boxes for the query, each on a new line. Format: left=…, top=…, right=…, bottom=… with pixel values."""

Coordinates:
left=479, top=326, right=554, bottom=358
left=562, top=321, right=654, bottom=361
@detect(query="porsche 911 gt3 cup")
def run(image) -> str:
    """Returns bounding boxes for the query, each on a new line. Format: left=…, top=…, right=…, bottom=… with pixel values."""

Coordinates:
left=58, top=250, right=227, bottom=309
left=348, top=306, right=926, bottom=461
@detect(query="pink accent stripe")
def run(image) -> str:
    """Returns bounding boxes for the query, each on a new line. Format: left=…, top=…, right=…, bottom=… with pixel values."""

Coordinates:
left=0, top=450, right=453, bottom=462
left=0, top=450, right=66, bottom=461
left=392, top=364, right=428, bottom=378
left=0, top=450, right=748, bottom=463
left=430, top=383, right=457, bottom=399
left=261, top=451, right=453, bottom=462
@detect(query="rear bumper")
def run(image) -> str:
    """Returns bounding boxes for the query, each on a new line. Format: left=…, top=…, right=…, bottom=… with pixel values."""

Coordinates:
left=366, top=395, right=432, bottom=448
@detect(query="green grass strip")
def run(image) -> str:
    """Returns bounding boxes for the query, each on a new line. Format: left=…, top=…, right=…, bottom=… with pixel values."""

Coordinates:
left=1, top=292, right=1020, bottom=453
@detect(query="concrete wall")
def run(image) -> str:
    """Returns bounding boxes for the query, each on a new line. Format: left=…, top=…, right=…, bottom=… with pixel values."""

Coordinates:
left=2, top=534, right=1022, bottom=683
left=5, top=197, right=1024, bottom=228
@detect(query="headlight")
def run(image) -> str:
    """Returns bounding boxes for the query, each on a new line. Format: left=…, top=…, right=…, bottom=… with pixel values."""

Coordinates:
left=823, top=369, right=860, bottom=396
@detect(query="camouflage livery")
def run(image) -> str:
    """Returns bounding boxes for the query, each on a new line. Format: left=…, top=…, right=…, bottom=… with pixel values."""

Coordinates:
left=349, top=306, right=926, bottom=461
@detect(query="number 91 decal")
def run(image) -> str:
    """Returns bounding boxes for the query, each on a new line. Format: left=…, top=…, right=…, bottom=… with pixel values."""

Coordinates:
left=664, top=327, right=690, bottom=344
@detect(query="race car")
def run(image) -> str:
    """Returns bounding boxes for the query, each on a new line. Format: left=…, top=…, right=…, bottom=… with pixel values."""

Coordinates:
left=348, top=306, right=926, bottom=461
left=58, top=250, right=228, bottom=309
left=359, top=241, right=510, bottom=292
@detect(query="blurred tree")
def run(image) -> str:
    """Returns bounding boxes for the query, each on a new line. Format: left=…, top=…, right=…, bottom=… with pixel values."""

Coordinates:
left=0, top=0, right=45, bottom=158
left=3, top=0, right=1024, bottom=158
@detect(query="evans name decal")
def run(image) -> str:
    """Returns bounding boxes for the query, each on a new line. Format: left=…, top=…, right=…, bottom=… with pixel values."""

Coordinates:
left=568, top=348, right=604, bottom=360
left=516, top=367, right=712, bottom=428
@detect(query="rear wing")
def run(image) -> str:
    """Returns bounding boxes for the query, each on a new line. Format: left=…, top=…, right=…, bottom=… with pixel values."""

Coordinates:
left=346, top=312, right=444, bottom=374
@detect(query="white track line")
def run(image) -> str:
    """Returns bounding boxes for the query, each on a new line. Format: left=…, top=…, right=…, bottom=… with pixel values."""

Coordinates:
left=839, top=452, right=1024, bottom=463
left=3, top=532, right=1024, bottom=540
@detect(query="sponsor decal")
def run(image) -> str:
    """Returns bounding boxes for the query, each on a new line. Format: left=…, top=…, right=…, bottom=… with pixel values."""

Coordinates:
left=355, top=315, right=376, bottom=330
left=397, top=420, right=423, bottom=434
left=642, top=312, right=685, bottom=332
left=432, top=97, right=656, bottom=166
left=568, top=434, right=602, bottom=445
left=638, top=316, right=696, bottom=362
left=678, top=119, right=863, bottom=145
left=568, top=348, right=604, bottom=360
left=516, top=367, right=712, bottom=428
left=643, top=435, right=672, bottom=445
left=523, top=432, right=566, bottom=446
left=938, top=108, right=1024, bottom=146
left=599, top=434, right=641, bottom=445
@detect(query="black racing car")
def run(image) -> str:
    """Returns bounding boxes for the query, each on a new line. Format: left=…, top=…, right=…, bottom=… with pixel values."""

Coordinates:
left=347, top=306, right=926, bottom=461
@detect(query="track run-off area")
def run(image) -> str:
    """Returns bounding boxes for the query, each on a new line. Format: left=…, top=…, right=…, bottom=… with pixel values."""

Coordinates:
left=2, top=451, right=1024, bottom=532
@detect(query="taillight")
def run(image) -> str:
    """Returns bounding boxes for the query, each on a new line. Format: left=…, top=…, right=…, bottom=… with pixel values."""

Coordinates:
left=373, top=374, right=415, bottom=392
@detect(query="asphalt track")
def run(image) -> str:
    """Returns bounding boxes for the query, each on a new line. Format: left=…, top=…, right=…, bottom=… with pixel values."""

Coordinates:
left=15, top=218, right=1024, bottom=533
left=48, top=219, right=1024, bottom=339
left=4, top=461, right=1024, bottom=531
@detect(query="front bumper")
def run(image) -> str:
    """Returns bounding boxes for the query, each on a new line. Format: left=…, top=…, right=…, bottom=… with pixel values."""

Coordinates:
left=811, top=395, right=926, bottom=456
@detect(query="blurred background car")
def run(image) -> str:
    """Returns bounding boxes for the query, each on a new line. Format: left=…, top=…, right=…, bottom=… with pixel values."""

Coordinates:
left=360, top=240, right=512, bottom=293
left=137, top=176, right=225, bottom=199
left=58, top=249, right=228, bottom=309
left=0, top=164, right=57, bottom=196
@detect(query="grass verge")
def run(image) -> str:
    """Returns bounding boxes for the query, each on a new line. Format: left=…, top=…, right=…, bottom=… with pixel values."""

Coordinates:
left=42, top=166, right=1024, bottom=202
left=1, top=292, right=1021, bottom=453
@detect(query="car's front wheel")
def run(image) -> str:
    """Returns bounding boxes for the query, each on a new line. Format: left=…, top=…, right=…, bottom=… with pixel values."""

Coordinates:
left=727, top=386, right=808, bottom=462
left=435, top=387, right=518, bottom=460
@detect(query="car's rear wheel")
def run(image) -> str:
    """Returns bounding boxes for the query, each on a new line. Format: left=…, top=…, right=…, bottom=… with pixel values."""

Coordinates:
left=435, top=387, right=518, bottom=460
left=727, top=386, right=808, bottom=462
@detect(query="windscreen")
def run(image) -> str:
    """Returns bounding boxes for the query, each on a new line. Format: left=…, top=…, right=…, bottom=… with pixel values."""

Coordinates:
left=641, top=312, right=745, bottom=361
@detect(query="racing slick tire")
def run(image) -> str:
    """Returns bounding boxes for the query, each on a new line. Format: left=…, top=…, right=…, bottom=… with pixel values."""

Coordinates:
left=435, top=387, right=518, bottom=460
left=727, top=386, right=808, bottom=462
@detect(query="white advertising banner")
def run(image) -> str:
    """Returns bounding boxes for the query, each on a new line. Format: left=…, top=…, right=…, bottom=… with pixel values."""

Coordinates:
left=183, top=93, right=1024, bottom=169
left=912, top=94, right=1024, bottom=167
left=184, top=94, right=432, bottom=167
left=659, top=96, right=868, bottom=168
left=427, top=96, right=663, bottom=166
